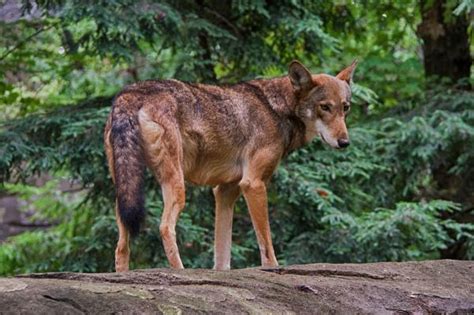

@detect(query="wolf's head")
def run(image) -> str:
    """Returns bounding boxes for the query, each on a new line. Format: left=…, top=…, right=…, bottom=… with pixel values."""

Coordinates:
left=289, top=60, right=357, bottom=149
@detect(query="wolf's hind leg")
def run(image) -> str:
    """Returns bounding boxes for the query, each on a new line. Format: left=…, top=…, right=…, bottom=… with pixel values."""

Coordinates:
left=105, top=126, right=130, bottom=272
left=159, top=175, right=186, bottom=269
left=115, top=202, right=130, bottom=272
left=139, top=107, right=185, bottom=269
left=213, top=183, right=241, bottom=270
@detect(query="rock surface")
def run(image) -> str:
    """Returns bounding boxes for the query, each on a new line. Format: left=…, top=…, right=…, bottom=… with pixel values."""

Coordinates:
left=0, top=260, right=473, bottom=314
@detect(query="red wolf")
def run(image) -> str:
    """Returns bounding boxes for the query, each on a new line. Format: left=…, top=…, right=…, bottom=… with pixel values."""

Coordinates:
left=104, top=60, right=357, bottom=271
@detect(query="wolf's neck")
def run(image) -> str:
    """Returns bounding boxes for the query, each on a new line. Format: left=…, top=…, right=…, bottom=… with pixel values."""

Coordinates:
left=248, top=76, right=307, bottom=155
left=247, top=76, right=297, bottom=114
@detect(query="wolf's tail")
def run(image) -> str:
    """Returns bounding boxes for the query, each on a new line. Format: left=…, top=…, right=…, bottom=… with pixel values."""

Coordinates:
left=110, top=98, right=145, bottom=237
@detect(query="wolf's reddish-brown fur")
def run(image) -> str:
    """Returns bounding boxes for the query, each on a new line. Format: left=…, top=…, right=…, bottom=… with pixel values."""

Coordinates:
left=104, top=60, right=357, bottom=271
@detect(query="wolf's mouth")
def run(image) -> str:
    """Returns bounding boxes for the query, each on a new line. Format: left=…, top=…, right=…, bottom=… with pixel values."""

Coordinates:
left=320, top=133, right=341, bottom=149
left=320, top=133, right=328, bottom=144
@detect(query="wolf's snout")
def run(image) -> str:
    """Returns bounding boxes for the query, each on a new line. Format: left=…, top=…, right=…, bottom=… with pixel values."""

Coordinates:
left=337, top=138, right=350, bottom=148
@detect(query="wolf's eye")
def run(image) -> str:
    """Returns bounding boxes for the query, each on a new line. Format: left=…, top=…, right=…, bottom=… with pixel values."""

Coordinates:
left=321, top=104, right=331, bottom=112
left=343, top=105, right=350, bottom=112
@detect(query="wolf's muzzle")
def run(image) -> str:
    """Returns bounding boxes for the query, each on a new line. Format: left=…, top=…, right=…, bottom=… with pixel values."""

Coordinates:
left=337, top=138, right=350, bottom=148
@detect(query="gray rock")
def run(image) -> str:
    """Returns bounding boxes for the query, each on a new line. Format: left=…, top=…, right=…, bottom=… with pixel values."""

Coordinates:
left=1, top=260, right=473, bottom=314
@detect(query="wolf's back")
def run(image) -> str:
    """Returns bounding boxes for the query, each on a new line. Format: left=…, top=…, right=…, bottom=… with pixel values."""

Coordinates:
left=110, top=95, right=145, bottom=237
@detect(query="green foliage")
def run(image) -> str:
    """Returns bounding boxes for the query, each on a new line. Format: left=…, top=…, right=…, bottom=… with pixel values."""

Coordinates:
left=453, top=0, right=474, bottom=16
left=1, top=99, right=111, bottom=187
left=285, top=200, right=473, bottom=263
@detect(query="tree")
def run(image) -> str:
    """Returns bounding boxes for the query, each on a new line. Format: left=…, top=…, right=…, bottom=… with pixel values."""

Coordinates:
left=417, top=0, right=472, bottom=88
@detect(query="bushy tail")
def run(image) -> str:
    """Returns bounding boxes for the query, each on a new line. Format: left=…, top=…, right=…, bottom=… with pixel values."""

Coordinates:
left=110, top=102, right=145, bottom=237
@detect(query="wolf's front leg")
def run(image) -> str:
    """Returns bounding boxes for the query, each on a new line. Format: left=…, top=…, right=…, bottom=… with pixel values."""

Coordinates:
left=239, top=177, right=278, bottom=268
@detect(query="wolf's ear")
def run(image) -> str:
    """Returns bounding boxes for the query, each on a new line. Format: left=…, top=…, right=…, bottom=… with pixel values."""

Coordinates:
left=336, top=59, right=358, bottom=85
left=289, top=60, right=313, bottom=94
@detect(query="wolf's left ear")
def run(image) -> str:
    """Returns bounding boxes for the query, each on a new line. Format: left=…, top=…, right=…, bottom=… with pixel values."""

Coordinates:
left=289, top=60, right=313, bottom=94
left=336, top=59, right=358, bottom=85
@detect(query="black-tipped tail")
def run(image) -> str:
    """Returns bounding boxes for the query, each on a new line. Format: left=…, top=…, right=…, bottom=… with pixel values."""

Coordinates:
left=116, top=198, right=144, bottom=237
left=111, top=101, right=145, bottom=237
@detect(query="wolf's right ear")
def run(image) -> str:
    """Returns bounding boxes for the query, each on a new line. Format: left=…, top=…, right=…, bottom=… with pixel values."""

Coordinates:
left=289, top=61, right=313, bottom=94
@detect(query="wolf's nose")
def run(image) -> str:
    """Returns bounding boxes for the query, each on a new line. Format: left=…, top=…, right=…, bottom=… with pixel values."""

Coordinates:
left=337, top=139, right=350, bottom=148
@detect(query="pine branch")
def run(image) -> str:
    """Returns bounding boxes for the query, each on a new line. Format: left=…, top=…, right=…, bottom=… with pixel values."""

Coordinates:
left=0, top=24, right=56, bottom=62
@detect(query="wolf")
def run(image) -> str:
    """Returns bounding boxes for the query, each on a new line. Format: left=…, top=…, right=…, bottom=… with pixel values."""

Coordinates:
left=104, top=60, right=357, bottom=272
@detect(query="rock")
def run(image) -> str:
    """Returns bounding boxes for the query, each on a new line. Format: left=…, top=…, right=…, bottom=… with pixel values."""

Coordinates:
left=1, top=260, right=473, bottom=314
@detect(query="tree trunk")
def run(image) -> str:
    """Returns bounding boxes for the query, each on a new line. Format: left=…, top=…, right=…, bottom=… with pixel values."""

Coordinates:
left=1, top=260, right=474, bottom=314
left=417, top=0, right=471, bottom=88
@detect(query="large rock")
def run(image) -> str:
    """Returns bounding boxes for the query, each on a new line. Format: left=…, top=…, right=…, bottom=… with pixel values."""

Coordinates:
left=1, top=260, right=473, bottom=314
